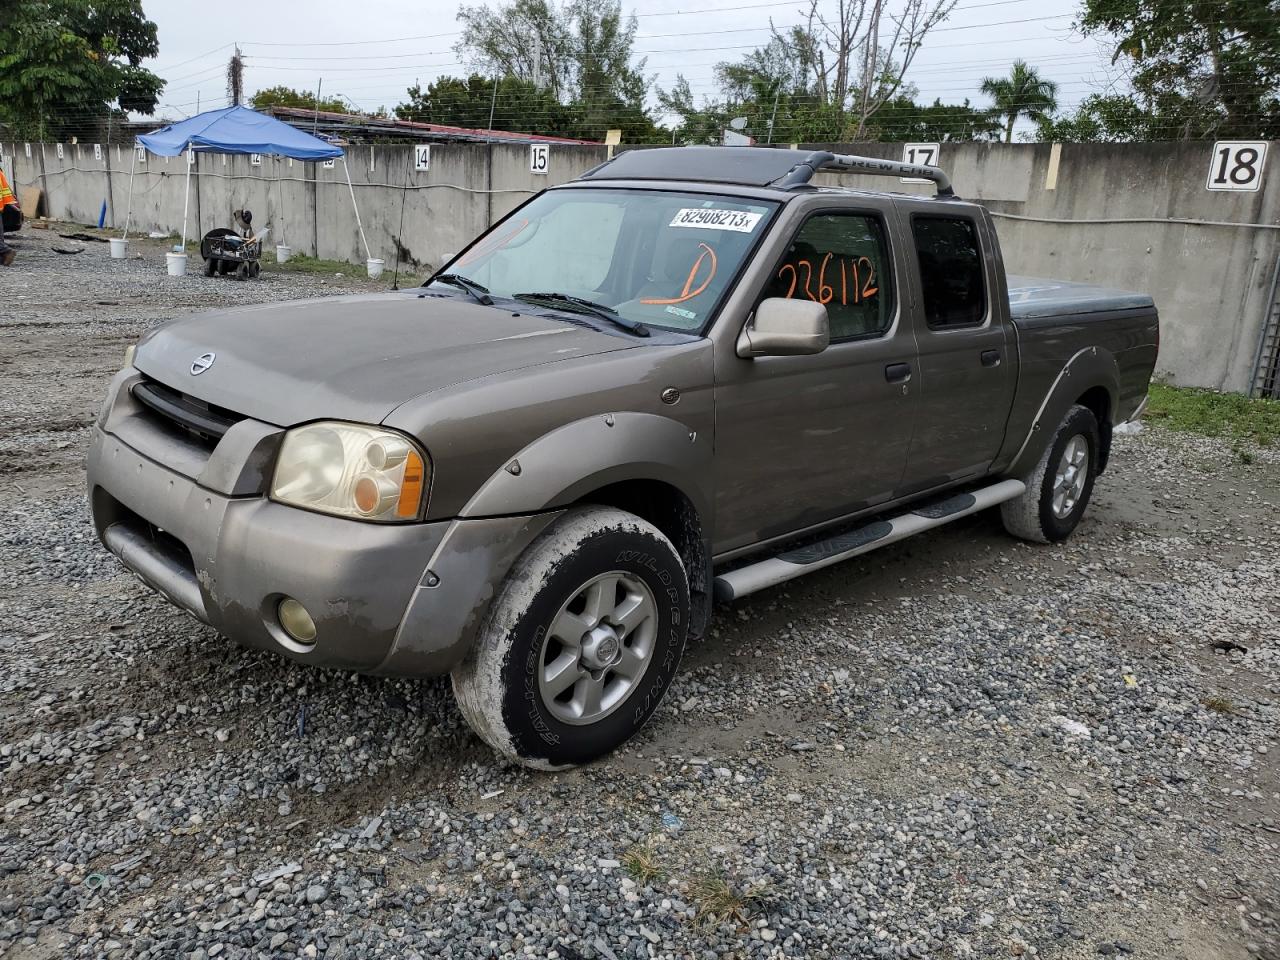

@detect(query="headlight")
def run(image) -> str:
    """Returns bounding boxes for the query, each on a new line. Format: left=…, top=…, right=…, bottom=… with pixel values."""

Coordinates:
left=124, top=344, right=137, bottom=367
left=271, top=422, right=430, bottom=521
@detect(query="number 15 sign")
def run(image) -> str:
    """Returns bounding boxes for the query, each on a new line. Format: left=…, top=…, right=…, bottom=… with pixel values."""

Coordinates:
left=1207, top=141, right=1267, bottom=192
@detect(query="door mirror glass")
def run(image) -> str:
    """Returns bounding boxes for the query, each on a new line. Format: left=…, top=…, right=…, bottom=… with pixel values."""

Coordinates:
left=737, top=297, right=830, bottom=357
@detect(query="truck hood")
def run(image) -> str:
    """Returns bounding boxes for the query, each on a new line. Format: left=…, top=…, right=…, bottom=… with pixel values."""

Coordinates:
left=134, top=291, right=637, bottom=427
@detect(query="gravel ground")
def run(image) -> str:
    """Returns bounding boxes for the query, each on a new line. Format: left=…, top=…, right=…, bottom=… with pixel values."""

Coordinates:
left=1, top=225, right=1277, bottom=960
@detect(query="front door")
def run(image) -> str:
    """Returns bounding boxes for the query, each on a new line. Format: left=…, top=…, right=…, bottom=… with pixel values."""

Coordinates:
left=713, top=207, right=919, bottom=555
left=900, top=212, right=1015, bottom=491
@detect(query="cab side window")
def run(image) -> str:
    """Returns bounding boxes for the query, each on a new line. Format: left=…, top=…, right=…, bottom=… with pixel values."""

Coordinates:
left=764, top=214, right=895, bottom=341
left=912, top=216, right=986, bottom=328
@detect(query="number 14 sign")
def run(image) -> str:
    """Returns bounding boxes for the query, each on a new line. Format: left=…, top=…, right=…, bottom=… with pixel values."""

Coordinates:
left=1207, top=141, right=1267, bottom=192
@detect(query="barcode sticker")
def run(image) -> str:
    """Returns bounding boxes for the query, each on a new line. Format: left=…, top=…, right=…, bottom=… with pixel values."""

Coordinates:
left=669, top=208, right=761, bottom=233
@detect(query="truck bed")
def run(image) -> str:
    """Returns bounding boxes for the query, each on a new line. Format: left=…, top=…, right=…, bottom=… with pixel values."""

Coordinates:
left=999, top=275, right=1160, bottom=463
left=1007, top=276, right=1155, bottom=321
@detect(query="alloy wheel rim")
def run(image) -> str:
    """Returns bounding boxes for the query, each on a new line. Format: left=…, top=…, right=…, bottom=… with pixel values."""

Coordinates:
left=537, top=571, right=657, bottom=725
left=1051, top=434, right=1089, bottom=519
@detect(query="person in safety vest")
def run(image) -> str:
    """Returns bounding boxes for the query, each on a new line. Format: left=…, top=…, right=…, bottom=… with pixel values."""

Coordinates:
left=0, top=168, right=18, bottom=266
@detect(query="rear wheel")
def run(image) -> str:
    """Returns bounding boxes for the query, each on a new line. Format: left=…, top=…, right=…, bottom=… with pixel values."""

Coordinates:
left=1001, top=404, right=1100, bottom=543
left=452, top=506, right=689, bottom=769
left=203, top=258, right=217, bottom=277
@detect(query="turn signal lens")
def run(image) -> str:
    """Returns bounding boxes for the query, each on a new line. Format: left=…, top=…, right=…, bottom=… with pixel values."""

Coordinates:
left=124, top=344, right=137, bottom=367
left=270, top=422, right=430, bottom=522
left=396, top=450, right=426, bottom=519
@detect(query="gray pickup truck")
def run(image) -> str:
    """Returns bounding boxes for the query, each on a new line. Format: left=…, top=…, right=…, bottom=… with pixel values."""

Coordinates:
left=87, top=147, right=1158, bottom=768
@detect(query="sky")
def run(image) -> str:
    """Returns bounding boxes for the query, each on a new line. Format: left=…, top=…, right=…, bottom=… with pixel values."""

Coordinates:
left=143, top=0, right=1128, bottom=134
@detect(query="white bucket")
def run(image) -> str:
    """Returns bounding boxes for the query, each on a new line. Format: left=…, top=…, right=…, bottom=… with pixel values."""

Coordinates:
left=166, top=252, right=188, bottom=277
left=109, top=238, right=129, bottom=259
left=276, top=244, right=292, bottom=264
left=366, top=258, right=385, bottom=279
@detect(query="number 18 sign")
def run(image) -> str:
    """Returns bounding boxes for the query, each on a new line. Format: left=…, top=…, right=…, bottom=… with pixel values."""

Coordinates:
left=1206, top=141, right=1267, bottom=192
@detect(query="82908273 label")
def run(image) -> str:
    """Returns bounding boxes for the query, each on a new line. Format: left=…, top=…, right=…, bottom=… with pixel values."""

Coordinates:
left=669, top=208, right=762, bottom=232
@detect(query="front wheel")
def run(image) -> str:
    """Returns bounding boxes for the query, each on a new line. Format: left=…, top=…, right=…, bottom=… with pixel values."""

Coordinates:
left=1001, top=403, right=1100, bottom=543
left=452, top=506, right=689, bottom=769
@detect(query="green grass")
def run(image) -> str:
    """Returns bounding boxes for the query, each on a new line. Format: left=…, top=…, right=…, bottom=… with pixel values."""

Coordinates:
left=1145, top=382, right=1280, bottom=448
left=687, top=870, right=771, bottom=925
left=1202, top=694, right=1236, bottom=715
left=622, top=843, right=664, bottom=885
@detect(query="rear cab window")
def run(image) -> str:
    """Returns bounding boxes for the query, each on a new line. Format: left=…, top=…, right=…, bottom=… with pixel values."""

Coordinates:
left=911, top=216, right=987, bottom=328
left=762, top=213, right=896, bottom=341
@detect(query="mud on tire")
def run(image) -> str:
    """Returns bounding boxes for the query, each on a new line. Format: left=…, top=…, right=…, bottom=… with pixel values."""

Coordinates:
left=1001, top=403, right=1100, bottom=544
left=451, top=505, right=690, bottom=769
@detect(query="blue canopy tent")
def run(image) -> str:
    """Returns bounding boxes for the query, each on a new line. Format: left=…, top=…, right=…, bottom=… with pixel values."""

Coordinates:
left=127, top=105, right=371, bottom=263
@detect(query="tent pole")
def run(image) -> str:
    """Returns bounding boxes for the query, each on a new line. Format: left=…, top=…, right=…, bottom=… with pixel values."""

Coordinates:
left=180, top=141, right=193, bottom=252
left=341, top=156, right=372, bottom=261
left=122, top=145, right=137, bottom=240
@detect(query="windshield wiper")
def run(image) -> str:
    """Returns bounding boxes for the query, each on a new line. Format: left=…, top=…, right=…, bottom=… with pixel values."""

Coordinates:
left=513, top=292, right=650, bottom=337
left=427, top=273, right=494, bottom=306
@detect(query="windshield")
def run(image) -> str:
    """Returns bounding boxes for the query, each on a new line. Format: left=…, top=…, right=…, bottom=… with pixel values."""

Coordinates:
left=440, top=188, right=779, bottom=333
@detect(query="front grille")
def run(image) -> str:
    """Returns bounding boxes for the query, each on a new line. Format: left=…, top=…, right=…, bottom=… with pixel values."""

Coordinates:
left=131, top=377, right=245, bottom=448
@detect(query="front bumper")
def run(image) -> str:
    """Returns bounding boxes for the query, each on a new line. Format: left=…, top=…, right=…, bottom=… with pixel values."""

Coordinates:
left=87, top=370, right=557, bottom=675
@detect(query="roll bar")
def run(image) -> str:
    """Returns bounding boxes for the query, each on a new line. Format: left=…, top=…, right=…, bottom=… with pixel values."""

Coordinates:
left=772, top=151, right=956, bottom=198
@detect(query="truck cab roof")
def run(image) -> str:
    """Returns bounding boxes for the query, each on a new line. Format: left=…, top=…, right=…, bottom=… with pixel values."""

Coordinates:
left=574, top=145, right=960, bottom=200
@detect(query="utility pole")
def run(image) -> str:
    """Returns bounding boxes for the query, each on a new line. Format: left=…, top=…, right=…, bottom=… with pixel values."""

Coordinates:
left=486, top=76, right=498, bottom=136
left=766, top=84, right=781, bottom=144
left=313, top=78, right=323, bottom=135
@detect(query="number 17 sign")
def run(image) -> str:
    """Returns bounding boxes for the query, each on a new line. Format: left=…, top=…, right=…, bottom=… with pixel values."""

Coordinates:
left=901, top=143, right=939, bottom=183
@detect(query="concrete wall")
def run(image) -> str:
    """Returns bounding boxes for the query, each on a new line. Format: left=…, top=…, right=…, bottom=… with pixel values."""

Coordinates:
left=3, top=137, right=1276, bottom=393
left=806, top=141, right=1280, bottom=395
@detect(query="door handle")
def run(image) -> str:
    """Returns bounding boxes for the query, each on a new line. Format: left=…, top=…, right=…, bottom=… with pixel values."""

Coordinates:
left=885, top=362, right=912, bottom=384
left=980, top=349, right=1001, bottom=367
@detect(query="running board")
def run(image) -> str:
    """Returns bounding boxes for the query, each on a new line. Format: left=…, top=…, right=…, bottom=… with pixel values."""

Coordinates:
left=712, top=479, right=1026, bottom=601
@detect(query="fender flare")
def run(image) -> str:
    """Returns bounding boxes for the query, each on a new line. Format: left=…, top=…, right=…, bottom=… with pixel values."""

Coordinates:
left=1006, top=346, right=1120, bottom=478
left=459, top=412, right=712, bottom=521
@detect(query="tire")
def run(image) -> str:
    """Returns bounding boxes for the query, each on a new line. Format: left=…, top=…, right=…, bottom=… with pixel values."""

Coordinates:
left=235, top=263, right=250, bottom=281
left=203, top=258, right=216, bottom=277
left=1001, top=404, right=1100, bottom=543
left=452, top=505, right=689, bottom=769
left=248, top=261, right=260, bottom=279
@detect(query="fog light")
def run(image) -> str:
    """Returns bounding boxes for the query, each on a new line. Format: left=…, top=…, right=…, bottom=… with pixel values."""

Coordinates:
left=278, top=597, right=317, bottom=644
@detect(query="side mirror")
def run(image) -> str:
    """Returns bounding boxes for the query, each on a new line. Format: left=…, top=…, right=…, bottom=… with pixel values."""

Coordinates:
left=736, top=297, right=830, bottom=358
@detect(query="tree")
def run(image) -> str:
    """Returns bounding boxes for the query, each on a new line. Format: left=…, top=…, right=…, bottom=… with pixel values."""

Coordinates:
left=980, top=60, right=1058, bottom=142
left=872, top=97, right=1002, bottom=142
left=1075, top=0, right=1280, bottom=139
left=444, top=0, right=664, bottom=141
left=251, top=86, right=353, bottom=115
left=1035, top=93, right=1153, bottom=142
left=656, top=76, right=732, bottom=145
left=0, top=0, right=164, bottom=141
left=227, top=47, right=245, bottom=108
left=665, top=0, right=957, bottom=145
left=783, top=0, right=957, bottom=138
left=396, top=74, right=574, bottom=135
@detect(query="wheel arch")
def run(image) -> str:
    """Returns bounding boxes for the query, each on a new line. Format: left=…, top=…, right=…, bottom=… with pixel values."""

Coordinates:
left=1074, top=383, right=1113, bottom=473
left=1006, top=347, right=1120, bottom=478
left=458, top=412, right=714, bottom=637
left=572, top=478, right=711, bottom=640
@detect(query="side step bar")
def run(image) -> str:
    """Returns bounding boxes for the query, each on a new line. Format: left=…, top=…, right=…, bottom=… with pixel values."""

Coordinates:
left=712, top=479, right=1026, bottom=601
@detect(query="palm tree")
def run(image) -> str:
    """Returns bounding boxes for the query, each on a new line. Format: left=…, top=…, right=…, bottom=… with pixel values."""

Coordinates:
left=981, top=60, right=1059, bottom=142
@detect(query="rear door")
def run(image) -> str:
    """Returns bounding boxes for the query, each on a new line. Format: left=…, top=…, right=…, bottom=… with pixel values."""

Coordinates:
left=712, top=199, right=920, bottom=554
left=900, top=209, right=1015, bottom=492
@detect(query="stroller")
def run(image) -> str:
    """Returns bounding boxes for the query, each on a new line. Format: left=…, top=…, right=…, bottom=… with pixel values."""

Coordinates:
left=200, top=209, right=267, bottom=279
